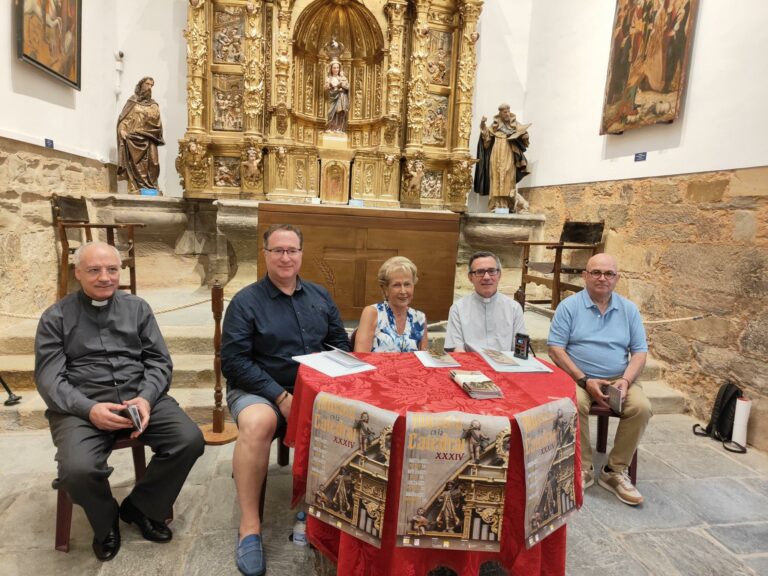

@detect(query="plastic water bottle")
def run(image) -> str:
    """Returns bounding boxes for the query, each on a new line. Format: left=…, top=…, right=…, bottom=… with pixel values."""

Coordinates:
left=292, top=511, right=308, bottom=546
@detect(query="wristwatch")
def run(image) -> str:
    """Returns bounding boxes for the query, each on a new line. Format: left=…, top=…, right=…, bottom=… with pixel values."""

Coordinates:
left=576, top=376, right=588, bottom=389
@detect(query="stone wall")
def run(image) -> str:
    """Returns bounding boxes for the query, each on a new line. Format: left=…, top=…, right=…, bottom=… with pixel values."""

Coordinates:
left=0, top=137, right=113, bottom=325
left=524, top=166, right=768, bottom=451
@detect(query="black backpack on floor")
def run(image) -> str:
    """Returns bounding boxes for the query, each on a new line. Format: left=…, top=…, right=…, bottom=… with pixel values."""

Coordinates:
left=693, top=382, right=746, bottom=453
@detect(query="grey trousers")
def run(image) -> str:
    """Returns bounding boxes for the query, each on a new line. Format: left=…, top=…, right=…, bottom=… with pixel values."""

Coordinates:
left=48, top=394, right=205, bottom=540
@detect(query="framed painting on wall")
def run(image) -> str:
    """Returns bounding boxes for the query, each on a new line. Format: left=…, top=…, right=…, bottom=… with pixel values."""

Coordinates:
left=16, top=0, right=82, bottom=90
left=600, top=0, right=699, bottom=135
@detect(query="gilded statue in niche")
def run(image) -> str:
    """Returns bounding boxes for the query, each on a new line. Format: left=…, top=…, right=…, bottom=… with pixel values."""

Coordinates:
left=325, top=163, right=345, bottom=203
left=212, top=74, right=244, bottom=131
left=427, top=30, right=452, bottom=86
left=214, top=157, right=241, bottom=187
left=474, top=104, right=531, bottom=212
left=240, top=146, right=263, bottom=186
left=423, top=95, right=448, bottom=146
left=403, top=159, right=424, bottom=200
left=325, top=60, right=350, bottom=133
left=213, top=6, right=244, bottom=64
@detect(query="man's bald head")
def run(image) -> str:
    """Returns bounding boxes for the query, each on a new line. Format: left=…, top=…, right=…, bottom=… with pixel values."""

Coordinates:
left=583, top=253, right=619, bottom=302
left=586, top=253, right=617, bottom=273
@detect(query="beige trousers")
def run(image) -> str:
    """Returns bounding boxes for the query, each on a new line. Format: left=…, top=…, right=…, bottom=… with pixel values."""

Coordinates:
left=577, top=383, right=653, bottom=474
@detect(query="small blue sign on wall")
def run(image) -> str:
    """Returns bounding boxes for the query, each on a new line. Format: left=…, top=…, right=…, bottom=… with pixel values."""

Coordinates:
left=634, top=152, right=647, bottom=162
left=44, top=139, right=54, bottom=148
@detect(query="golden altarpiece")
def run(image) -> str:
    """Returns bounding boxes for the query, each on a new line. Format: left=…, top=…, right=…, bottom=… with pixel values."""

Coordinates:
left=176, top=0, right=484, bottom=212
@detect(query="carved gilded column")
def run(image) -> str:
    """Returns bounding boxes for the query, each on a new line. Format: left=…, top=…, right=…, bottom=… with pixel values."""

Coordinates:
left=384, top=0, right=407, bottom=147
left=184, top=0, right=208, bottom=134
left=243, top=1, right=265, bottom=138
left=455, top=0, right=483, bottom=152
left=405, top=0, right=431, bottom=148
left=272, top=0, right=293, bottom=137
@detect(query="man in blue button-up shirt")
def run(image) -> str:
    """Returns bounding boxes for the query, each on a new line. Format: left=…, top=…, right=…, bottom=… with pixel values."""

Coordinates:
left=548, top=253, right=652, bottom=507
left=222, top=224, right=349, bottom=576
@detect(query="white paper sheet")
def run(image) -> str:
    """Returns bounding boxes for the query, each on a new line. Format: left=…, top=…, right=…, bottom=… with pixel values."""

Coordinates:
left=292, top=350, right=376, bottom=378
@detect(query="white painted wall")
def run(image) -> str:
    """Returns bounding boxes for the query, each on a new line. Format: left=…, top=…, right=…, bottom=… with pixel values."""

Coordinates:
left=1, top=0, right=187, bottom=195
left=4, top=1, right=766, bottom=196
left=472, top=0, right=768, bottom=189
left=0, top=0, right=118, bottom=162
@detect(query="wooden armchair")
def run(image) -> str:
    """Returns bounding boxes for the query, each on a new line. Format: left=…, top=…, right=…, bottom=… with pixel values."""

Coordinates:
left=51, top=194, right=145, bottom=299
left=513, top=221, right=604, bottom=309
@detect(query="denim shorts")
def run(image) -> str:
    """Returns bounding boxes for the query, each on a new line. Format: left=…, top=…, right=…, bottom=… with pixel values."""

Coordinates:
left=227, top=387, right=287, bottom=436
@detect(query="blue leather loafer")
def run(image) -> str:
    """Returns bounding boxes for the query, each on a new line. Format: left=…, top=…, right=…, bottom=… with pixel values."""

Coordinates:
left=236, top=533, right=266, bottom=576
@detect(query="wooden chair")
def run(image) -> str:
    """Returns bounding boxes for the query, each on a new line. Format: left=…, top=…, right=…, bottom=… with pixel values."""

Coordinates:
left=513, top=220, right=604, bottom=309
left=51, top=194, right=145, bottom=299
left=589, top=403, right=638, bottom=485
left=54, top=436, right=146, bottom=552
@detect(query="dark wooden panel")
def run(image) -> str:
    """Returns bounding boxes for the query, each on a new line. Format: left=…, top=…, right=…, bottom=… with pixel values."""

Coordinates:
left=257, top=203, right=460, bottom=322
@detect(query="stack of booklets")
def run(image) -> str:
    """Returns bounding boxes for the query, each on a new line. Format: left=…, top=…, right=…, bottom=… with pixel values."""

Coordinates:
left=450, top=370, right=504, bottom=399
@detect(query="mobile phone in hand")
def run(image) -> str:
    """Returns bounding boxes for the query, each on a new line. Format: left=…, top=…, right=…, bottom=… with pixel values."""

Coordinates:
left=119, top=405, right=143, bottom=432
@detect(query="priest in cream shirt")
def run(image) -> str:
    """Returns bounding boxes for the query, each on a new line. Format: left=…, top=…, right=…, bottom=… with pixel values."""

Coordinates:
left=444, top=251, right=526, bottom=351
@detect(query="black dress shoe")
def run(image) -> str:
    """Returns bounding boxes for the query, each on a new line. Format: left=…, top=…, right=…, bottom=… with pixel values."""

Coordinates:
left=119, top=497, right=173, bottom=542
left=92, top=513, right=121, bottom=561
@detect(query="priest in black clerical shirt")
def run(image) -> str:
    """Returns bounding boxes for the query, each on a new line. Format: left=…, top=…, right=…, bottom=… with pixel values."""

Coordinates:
left=35, top=242, right=204, bottom=561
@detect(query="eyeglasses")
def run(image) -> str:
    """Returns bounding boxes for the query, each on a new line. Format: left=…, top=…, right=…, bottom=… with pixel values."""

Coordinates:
left=469, top=268, right=500, bottom=278
left=587, top=270, right=617, bottom=279
left=264, top=248, right=302, bottom=256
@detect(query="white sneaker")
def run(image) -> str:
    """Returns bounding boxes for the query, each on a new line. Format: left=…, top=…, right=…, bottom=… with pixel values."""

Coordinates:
left=582, top=467, right=595, bottom=491
left=598, top=467, right=643, bottom=506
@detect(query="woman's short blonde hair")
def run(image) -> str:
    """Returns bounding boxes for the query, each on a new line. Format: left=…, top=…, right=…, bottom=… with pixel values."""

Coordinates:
left=377, top=256, right=418, bottom=288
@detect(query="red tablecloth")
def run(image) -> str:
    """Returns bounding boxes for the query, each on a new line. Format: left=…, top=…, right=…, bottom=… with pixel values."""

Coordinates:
left=286, top=353, right=581, bottom=576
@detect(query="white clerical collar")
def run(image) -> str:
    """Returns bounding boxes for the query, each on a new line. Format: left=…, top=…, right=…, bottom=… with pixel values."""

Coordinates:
left=472, top=291, right=499, bottom=305
left=91, top=299, right=109, bottom=307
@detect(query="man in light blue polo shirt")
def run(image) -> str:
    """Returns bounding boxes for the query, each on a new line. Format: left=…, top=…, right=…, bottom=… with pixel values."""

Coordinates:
left=548, top=253, right=652, bottom=506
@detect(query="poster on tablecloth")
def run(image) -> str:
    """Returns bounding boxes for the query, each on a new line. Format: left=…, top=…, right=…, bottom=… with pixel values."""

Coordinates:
left=305, top=392, right=398, bottom=548
left=396, top=411, right=511, bottom=551
left=516, top=397, right=578, bottom=549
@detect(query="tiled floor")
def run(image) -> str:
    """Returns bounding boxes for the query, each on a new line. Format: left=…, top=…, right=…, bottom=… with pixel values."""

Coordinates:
left=1, top=414, right=767, bottom=575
